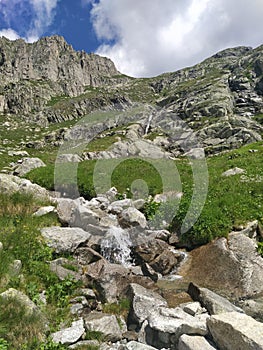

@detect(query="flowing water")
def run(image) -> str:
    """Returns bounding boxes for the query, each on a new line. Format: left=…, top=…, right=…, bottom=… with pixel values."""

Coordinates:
left=144, top=114, right=153, bottom=135
left=100, top=226, right=133, bottom=267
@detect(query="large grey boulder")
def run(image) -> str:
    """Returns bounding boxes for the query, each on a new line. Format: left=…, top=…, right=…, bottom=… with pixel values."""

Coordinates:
left=178, top=334, right=217, bottom=350
left=188, top=283, right=243, bottom=315
left=51, top=319, right=85, bottom=345
left=128, top=283, right=168, bottom=326
left=125, top=341, right=157, bottom=350
left=84, top=312, right=123, bottom=342
left=84, top=259, right=154, bottom=303
left=0, top=288, right=39, bottom=317
left=119, top=207, right=147, bottom=229
left=12, top=157, right=46, bottom=176
left=182, top=230, right=263, bottom=298
left=0, top=174, right=50, bottom=200
left=134, top=239, right=183, bottom=275
left=207, top=311, right=263, bottom=350
left=145, top=307, right=208, bottom=349
left=41, top=226, right=91, bottom=253
left=56, top=198, right=78, bottom=225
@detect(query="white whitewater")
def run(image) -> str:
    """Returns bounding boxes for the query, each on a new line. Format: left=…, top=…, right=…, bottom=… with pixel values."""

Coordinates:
left=100, top=226, right=133, bottom=267
left=145, top=114, right=153, bottom=135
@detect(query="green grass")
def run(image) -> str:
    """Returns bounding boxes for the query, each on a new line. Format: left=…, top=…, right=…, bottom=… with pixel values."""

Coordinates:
left=102, top=298, right=130, bottom=320
left=26, top=142, right=263, bottom=246
left=0, top=192, right=82, bottom=349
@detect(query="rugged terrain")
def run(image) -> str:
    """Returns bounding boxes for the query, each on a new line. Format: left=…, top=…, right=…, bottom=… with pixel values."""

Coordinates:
left=1, top=35, right=263, bottom=349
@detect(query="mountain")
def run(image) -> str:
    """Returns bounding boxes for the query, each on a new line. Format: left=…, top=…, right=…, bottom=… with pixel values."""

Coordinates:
left=1, top=36, right=263, bottom=154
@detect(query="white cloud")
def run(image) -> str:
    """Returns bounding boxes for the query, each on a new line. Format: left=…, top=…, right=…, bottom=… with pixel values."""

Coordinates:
left=0, top=28, right=20, bottom=41
left=0, top=0, right=59, bottom=43
left=27, top=0, right=59, bottom=42
left=90, top=0, right=263, bottom=77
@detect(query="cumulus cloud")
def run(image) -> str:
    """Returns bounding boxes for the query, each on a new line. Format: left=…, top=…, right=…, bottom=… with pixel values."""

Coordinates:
left=0, top=0, right=59, bottom=42
left=90, top=0, right=263, bottom=77
left=0, top=28, right=20, bottom=41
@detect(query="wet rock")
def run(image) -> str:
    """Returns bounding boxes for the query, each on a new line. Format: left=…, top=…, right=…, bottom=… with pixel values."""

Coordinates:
left=149, top=248, right=180, bottom=275
left=75, top=247, right=103, bottom=265
left=119, top=207, right=147, bottom=229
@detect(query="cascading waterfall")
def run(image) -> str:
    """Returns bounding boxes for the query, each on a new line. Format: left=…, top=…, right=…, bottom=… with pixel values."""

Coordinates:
left=144, top=114, right=153, bottom=135
left=100, top=226, right=133, bottom=267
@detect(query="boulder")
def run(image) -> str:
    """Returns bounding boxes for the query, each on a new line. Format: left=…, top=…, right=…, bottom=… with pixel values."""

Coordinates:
left=127, top=283, right=167, bottom=327
left=84, top=312, right=123, bottom=342
left=134, top=239, right=170, bottom=263
left=149, top=248, right=180, bottom=275
left=51, top=319, right=85, bottom=345
left=0, top=174, right=50, bottom=200
left=238, top=295, right=263, bottom=322
left=49, top=258, right=81, bottom=280
left=12, top=157, right=46, bottom=176
left=178, top=334, right=217, bottom=350
left=41, top=226, right=91, bottom=254
left=188, top=283, right=243, bottom=315
left=56, top=198, right=78, bottom=225
left=56, top=153, right=82, bottom=163
left=33, top=206, right=55, bottom=217
left=84, top=259, right=155, bottom=303
left=125, top=341, right=157, bottom=350
left=207, top=311, right=263, bottom=350
left=71, top=203, right=101, bottom=228
left=134, top=240, right=182, bottom=275
left=69, top=340, right=100, bottom=349
left=181, top=301, right=206, bottom=317
left=145, top=306, right=208, bottom=349
left=119, top=207, right=147, bottom=229
left=221, top=167, right=245, bottom=177
left=182, top=231, right=263, bottom=298
left=75, top=247, right=103, bottom=265
left=0, top=288, right=40, bottom=317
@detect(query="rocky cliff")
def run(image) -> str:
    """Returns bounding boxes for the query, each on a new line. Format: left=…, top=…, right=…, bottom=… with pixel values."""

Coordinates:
left=1, top=36, right=263, bottom=153
left=0, top=35, right=119, bottom=119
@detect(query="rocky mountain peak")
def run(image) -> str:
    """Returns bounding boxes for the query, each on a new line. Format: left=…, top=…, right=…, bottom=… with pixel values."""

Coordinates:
left=0, top=34, right=118, bottom=91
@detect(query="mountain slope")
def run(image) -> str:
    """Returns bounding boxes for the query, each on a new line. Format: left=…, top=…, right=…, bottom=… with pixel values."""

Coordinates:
left=1, top=36, right=263, bottom=154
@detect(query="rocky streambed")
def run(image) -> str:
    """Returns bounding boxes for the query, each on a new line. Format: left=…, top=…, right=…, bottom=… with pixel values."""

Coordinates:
left=1, top=175, right=263, bottom=349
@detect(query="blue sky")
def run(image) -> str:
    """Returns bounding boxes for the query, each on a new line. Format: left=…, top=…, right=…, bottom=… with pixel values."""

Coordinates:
left=1, top=0, right=263, bottom=77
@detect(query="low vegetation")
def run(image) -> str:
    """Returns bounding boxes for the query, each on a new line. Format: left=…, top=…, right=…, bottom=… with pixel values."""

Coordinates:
left=26, top=142, right=263, bottom=246
left=0, top=193, right=81, bottom=348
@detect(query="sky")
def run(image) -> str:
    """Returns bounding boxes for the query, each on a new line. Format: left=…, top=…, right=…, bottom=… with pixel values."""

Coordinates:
left=0, top=0, right=263, bottom=78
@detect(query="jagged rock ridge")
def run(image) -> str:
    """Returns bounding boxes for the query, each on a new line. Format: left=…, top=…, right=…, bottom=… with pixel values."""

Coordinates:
left=1, top=36, right=263, bottom=152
